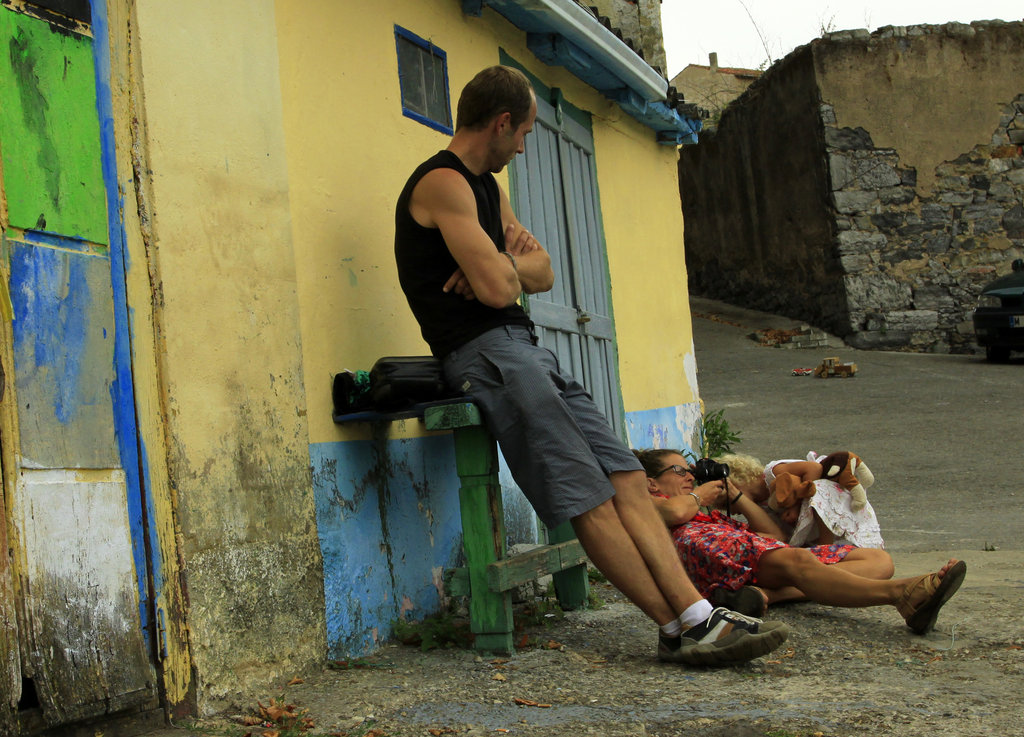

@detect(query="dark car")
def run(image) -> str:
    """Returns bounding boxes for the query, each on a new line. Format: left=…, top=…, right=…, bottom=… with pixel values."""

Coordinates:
left=973, top=258, right=1024, bottom=361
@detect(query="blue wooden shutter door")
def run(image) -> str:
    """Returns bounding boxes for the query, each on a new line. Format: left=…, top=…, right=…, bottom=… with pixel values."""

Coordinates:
left=510, top=93, right=625, bottom=435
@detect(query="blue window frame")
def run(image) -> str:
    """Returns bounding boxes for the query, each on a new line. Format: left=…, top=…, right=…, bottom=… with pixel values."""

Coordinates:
left=394, top=25, right=452, bottom=135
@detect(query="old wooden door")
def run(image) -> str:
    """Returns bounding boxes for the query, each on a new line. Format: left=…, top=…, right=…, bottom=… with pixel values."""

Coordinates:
left=509, top=84, right=626, bottom=433
left=0, top=1, right=154, bottom=729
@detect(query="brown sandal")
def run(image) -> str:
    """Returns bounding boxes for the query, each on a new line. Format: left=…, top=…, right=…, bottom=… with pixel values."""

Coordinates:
left=896, top=560, right=967, bottom=635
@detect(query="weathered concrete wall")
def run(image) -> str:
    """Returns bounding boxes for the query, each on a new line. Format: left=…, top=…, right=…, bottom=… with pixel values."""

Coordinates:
left=131, top=0, right=324, bottom=712
left=680, top=21, right=1024, bottom=352
left=679, top=46, right=840, bottom=329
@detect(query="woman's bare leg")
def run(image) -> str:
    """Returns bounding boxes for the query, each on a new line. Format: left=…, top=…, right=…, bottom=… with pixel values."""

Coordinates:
left=756, top=548, right=958, bottom=608
left=760, top=548, right=894, bottom=606
left=764, top=586, right=808, bottom=606
left=832, top=548, right=895, bottom=579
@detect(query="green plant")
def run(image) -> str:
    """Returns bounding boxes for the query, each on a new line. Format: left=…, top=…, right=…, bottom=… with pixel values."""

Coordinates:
left=699, top=408, right=742, bottom=458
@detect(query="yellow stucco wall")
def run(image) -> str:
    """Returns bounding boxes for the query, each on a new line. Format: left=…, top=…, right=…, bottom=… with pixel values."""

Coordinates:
left=129, top=0, right=325, bottom=713
left=276, top=1, right=696, bottom=446
left=118, top=0, right=697, bottom=711
left=276, top=0, right=452, bottom=445
left=593, top=117, right=696, bottom=410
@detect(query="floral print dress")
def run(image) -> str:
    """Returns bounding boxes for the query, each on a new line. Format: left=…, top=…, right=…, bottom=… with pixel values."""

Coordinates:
left=653, top=494, right=854, bottom=599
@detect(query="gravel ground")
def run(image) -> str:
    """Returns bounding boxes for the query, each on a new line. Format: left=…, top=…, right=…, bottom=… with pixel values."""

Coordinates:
left=159, top=549, right=1023, bottom=737
left=142, top=301, right=1024, bottom=737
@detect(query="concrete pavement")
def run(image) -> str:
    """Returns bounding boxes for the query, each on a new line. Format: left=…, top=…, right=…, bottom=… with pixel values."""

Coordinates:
left=689, top=295, right=1023, bottom=554
left=120, top=297, right=1024, bottom=737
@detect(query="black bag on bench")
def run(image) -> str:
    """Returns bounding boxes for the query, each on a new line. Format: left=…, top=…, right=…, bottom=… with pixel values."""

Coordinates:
left=368, top=356, right=458, bottom=410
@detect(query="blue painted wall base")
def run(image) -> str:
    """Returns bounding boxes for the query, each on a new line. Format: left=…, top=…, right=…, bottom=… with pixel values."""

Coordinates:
left=312, top=401, right=702, bottom=658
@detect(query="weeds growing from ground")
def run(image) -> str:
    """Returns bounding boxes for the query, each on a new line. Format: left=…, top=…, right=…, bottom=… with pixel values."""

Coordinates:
left=699, top=407, right=742, bottom=458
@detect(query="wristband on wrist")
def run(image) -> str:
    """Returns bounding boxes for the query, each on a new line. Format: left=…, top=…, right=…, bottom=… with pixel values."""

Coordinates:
left=500, top=250, right=518, bottom=271
left=731, top=490, right=743, bottom=504
left=688, top=492, right=701, bottom=506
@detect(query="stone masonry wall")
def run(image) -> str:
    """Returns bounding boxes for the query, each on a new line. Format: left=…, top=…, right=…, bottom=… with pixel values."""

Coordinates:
left=680, top=21, right=1024, bottom=353
left=588, top=0, right=667, bottom=76
left=817, top=23, right=1024, bottom=352
left=827, top=94, right=1024, bottom=350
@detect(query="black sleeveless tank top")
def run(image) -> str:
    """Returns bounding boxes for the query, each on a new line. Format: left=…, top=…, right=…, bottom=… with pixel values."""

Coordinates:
left=394, top=150, right=532, bottom=358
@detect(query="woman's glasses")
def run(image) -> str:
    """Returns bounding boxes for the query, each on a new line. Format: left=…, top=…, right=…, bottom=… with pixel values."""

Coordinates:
left=653, top=464, right=693, bottom=478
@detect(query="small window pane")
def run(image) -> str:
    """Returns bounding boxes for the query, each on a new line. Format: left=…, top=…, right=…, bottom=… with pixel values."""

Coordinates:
left=395, top=27, right=452, bottom=134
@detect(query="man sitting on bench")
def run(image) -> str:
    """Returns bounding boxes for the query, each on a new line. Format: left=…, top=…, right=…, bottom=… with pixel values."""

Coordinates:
left=393, top=64, right=789, bottom=666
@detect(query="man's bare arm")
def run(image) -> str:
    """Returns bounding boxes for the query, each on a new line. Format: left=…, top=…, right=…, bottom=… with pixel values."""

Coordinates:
left=499, top=186, right=554, bottom=294
left=410, top=168, right=522, bottom=308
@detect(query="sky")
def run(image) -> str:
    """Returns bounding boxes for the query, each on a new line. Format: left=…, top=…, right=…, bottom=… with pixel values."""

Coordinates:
left=660, top=0, right=1024, bottom=77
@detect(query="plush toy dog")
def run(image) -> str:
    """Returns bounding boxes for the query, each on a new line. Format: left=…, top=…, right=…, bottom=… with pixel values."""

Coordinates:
left=767, top=472, right=817, bottom=511
left=809, top=450, right=875, bottom=511
left=767, top=450, right=876, bottom=512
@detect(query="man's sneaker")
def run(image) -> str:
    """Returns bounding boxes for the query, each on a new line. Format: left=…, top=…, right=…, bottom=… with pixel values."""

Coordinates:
left=658, top=608, right=790, bottom=666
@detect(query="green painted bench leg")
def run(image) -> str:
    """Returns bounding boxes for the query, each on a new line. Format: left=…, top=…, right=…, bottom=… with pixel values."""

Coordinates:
left=451, top=424, right=514, bottom=655
left=548, top=520, right=590, bottom=610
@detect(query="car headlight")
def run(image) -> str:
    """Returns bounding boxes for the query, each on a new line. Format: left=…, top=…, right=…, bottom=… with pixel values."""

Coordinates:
left=977, top=294, right=1003, bottom=309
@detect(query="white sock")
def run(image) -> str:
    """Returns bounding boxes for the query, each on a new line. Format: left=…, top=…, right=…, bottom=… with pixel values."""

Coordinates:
left=659, top=619, right=682, bottom=638
left=678, top=599, right=714, bottom=628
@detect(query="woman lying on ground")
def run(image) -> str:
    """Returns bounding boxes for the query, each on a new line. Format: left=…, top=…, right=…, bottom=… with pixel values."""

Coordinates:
left=719, top=452, right=885, bottom=549
left=632, top=449, right=965, bottom=634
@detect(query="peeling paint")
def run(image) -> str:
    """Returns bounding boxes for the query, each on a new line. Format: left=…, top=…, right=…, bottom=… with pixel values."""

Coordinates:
left=683, top=342, right=700, bottom=399
left=0, top=7, right=107, bottom=241
left=313, top=408, right=699, bottom=659
left=625, top=404, right=701, bottom=457
left=12, top=468, right=151, bottom=721
left=9, top=239, right=93, bottom=425
left=310, top=434, right=463, bottom=658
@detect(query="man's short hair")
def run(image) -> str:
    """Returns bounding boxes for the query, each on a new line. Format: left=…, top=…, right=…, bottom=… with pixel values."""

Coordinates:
left=456, top=65, right=534, bottom=131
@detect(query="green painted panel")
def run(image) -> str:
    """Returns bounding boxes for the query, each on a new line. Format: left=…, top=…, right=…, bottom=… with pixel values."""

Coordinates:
left=0, top=9, right=107, bottom=243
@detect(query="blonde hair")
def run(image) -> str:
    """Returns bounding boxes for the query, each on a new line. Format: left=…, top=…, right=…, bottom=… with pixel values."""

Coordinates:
left=716, top=453, right=764, bottom=488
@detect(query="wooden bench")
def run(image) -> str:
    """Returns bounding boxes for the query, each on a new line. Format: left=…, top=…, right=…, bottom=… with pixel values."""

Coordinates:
left=334, top=398, right=590, bottom=654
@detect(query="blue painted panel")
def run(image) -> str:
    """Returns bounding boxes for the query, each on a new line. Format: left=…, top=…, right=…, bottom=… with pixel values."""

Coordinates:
left=90, top=0, right=156, bottom=644
left=313, top=408, right=701, bottom=658
left=8, top=235, right=119, bottom=468
left=625, top=402, right=702, bottom=459
left=311, top=434, right=465, bottom=658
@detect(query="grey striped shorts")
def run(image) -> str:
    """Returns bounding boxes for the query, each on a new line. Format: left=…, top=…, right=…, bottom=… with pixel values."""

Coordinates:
left=442, top=324, right=642, bottom=529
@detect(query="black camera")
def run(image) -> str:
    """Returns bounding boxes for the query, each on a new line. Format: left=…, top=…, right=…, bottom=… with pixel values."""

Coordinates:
left=691, top=458, right=730, bottom=485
